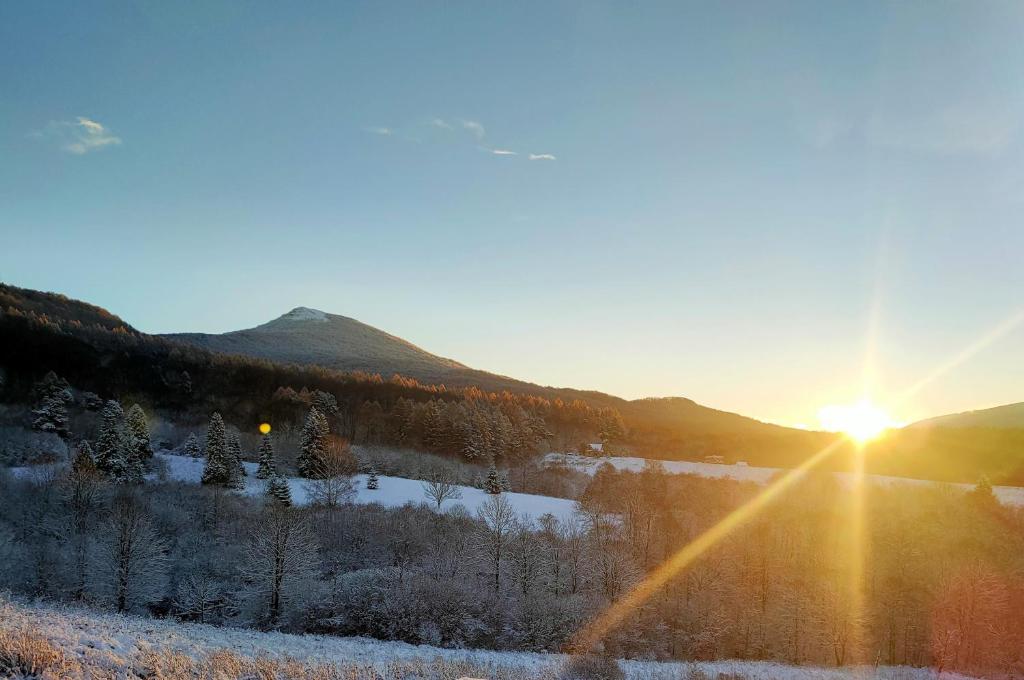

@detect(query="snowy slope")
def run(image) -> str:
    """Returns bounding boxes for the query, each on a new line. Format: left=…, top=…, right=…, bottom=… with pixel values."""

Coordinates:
left=156, top=454, right=579, bottom=523
left=0, top=595, right=972, bottom=680
left=544, top=453, right=1024, bottom=507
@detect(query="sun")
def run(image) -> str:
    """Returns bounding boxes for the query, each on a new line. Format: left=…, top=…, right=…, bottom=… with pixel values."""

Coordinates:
left=817, top=398, right=896, bottom=443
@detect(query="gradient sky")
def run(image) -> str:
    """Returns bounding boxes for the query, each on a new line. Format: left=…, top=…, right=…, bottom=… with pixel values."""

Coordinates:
left=2, top=1, right=1024, bottom=427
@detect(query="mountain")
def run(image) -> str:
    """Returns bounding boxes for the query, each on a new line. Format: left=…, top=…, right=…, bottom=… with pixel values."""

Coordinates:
left=910, top=402, right=1024, bottom=429
left=165, top=307, right=471, bottom=385
left=1, top=283, right=834, bottom=466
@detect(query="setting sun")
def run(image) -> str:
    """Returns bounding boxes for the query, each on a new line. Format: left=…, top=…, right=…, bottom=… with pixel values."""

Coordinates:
left=818, top=398, right=897, bottom=443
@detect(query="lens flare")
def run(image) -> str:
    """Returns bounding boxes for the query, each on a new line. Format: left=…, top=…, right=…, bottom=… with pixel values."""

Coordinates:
left=817, top=398, right=895, bottom=443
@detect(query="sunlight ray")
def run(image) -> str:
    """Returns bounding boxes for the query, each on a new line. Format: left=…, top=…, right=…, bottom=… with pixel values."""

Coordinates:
left=572, top=438, right=846, bottom=651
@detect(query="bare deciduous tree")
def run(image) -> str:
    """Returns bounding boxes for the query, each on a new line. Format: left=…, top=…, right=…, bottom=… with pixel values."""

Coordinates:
left=241, top=506, right=320, bottom=627
left=99, top=492, right=168, bottom=612
left=422, top=471, right=463, bottom=510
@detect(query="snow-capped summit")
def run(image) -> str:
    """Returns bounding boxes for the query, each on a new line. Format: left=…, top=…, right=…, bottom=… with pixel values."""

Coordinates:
left=279, top=306, right=328, bottom=322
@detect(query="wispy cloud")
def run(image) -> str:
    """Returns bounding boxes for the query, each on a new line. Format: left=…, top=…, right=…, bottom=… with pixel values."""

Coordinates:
left=365, top=126, right=393, bottom=136
left=488, top=148, right=518, bottom=156
left=430, top=118, right=453, bottom=130
left=32, top=117, right=122, bottom=154
left=528, top=153, right=557, bottom=161
left=865, top=106, right=1017, bottom=156
left=460, top=119, right=486, bottom=139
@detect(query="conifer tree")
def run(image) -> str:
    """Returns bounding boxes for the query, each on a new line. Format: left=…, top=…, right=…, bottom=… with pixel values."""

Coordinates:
left=297, top=407, right=330, bottom=479
left=31, top=373, right=72, bottom=440
left=201, top=412, right=231, bottom=486
left=95, top=400, right=130, bottom=482
left=256, top=434, right=276, bottom=479
left=182, top=432, right=202, bottom=458
left=125, top=404, right=153, bottom=461
left=483, top=458, right=503, bottom=494
left=267, top=475, right=292, bottom=506
left=366, top=464, right=379, bottom=490
left=72, top=441, right=97, bottom=476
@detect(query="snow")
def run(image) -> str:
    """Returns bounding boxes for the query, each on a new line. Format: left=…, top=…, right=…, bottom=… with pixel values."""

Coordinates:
left=282, top=306, right=328, bottom=322
left=544, top=453, right=1024, bottom=507
left=155, top=454, right=579, bottom=523
left=0, top=595, right=974, bottom=680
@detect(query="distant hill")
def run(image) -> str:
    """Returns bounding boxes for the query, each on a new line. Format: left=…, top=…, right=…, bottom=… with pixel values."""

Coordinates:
left=165, top=307, right=471, bottom=385
left=7, top=282, right=1024, bottom=483
left=910, top=402, right=1024, bottom=429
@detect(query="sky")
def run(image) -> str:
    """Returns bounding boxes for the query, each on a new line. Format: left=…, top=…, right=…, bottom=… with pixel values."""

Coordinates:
left=2, top=1, right=1024, bottom=428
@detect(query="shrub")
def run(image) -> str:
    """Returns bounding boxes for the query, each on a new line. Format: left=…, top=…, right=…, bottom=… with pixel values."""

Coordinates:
left=559, top=654, right=624, bottom=680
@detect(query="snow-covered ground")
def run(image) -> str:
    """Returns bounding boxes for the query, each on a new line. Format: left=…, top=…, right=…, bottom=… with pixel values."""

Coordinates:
left=544, top=453, right=1024, bottom=507
left=0, top=595, right=971, bottom=680
left=156, top=453, right=579, bottom=523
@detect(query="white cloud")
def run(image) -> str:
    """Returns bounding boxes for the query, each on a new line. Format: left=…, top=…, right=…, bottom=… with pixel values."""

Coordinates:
left=365, top=126, right=393, bottom=136
left=460, top=119, right=486, bottom=139
left=489, top=148, right=518, bottom=156
left=34, top=117, right=122, bottom=154
left=430, top=118, right=453, bottom=130
left=528, top=153, right=556, bottom=161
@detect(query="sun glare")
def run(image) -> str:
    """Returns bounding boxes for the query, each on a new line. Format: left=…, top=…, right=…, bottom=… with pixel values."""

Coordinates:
left=817, top=398, right=896, bottom=443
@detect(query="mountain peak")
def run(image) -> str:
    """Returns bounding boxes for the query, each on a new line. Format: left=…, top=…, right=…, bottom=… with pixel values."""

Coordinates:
left=278, top=307, right=329, bottom=322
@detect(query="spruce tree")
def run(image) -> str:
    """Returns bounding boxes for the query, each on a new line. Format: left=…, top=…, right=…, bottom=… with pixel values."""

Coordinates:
left=125, top=404, right=153, bottom=461
left=256, top=434, right=276, bottom=479
left=31, top=372, right=72, bottom=440
left=182, top=432, right=202, bottom=458
left=267, top=475, right=292, bottom=506
left=95, top=400, right=130, bottom=482
left=366, top=465, right=379, bottom=490
left=201, top=412, right=230, bottom=486
left=483, top=459, right=503, bottom=494
left=72, top=441, right=97, bottom=476
left=297, top=407, right=330, bottom=479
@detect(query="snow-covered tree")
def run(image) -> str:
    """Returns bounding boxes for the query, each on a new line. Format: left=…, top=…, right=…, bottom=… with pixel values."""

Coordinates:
left=366, top=465, right=379, bottom=490
left=483, top=459, right=503, bottom=494
left=95, top=400, right=132, bottom=482
left=422, top=470, right=462, bottom=509
left=31, top=372, right=72, bottom=440
left=99, top=492, right=169, bottom=612
left=242, top=505, right=319, bottom=626
left=201, top=413, right=231, bottom=486
left=266, top=475, right=292, bottom=506
left=226, top=432, right=245, bottom=488
left=182, top=432, right=202, bottom=458
left=305, top=438, right=357, bottom=507
left=256, top=434, right=276, bottom=479
left=297, top=407, right=330, bottom=479
left=312, top=390, right=339, bottom=416
left=124, top=404, right=152, bottom=462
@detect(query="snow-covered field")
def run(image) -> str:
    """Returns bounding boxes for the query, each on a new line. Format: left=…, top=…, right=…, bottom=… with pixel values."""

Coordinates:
left=544, top=453, right=1024, bottom=507
left=0, top=595, right=970, bottom=680
left=155, top=453, right=579, bottom=523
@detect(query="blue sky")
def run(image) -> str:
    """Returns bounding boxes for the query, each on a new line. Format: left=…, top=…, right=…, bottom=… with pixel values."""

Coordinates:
left=2, top=1, right=1023, bottom=426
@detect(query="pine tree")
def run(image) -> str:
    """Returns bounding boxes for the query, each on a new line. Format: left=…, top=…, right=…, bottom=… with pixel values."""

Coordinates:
left=366, top=465, right=379, bottom=490
left=267, top=475, right=292, bottom=506
left=256, top=434, right=276, bottom=479
left=201, top=412, right=231, bottom=486
left=483, top=458, right=503, bottom=494
left=95, top=400, right=131, bottom=482
left=297, top=407, right=330, bottom=479
left=125, top=404, right=153, bottom=461
left=31, top=372, right=72, bottom=440
left=182, top=432, right=202, bottom=458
